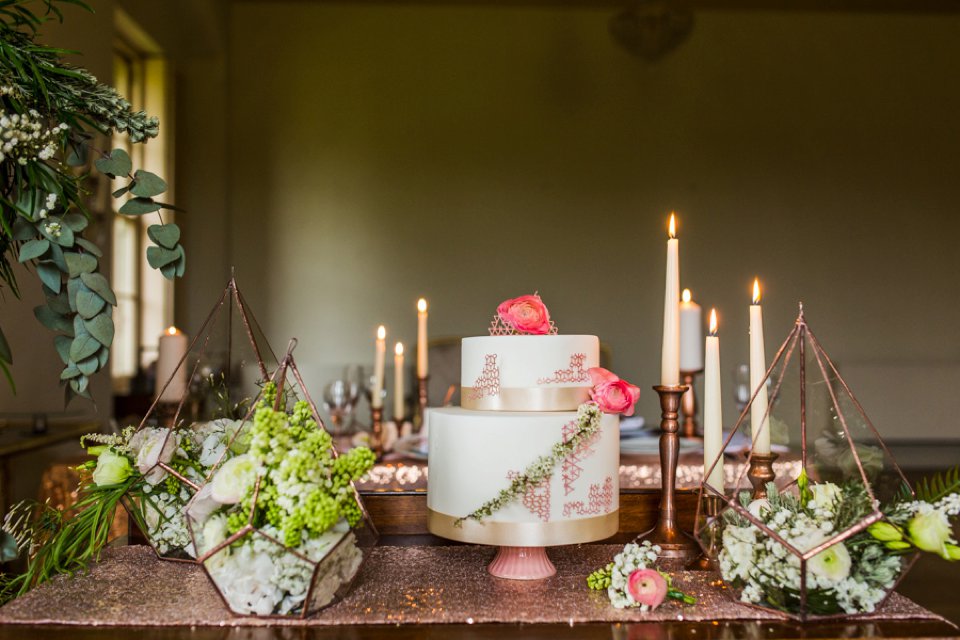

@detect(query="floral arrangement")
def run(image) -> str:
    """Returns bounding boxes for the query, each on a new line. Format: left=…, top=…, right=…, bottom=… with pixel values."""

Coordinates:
left=587, top=541, right=695, bottom=610
left=0, top=0, right=186, bottom=396
left=0, top=417, right=250, bottom=602
left=494, top=293, right=554, bottom=335
left=456, top=368, right=638, bottom=526
left=187, top=382, right=375, bottom=616
left=719, top=470, right=960, bottom=616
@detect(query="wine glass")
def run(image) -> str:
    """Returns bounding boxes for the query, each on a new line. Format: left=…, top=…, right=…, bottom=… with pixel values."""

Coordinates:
left=323, top=379, right=353, bottom=436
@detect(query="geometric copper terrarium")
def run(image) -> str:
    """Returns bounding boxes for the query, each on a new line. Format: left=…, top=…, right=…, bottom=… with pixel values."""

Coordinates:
left=695, top=305, right=916, bottom=620
left=121, top=276, right=279, bottom=562
left=183, top=346, right=379, bottom=618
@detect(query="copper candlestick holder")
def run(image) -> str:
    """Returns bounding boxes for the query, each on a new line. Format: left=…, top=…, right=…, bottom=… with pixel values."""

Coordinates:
left=687, top=494, right=723, bottom=571
left=746, top=451, right=779, bottom=500
left=638, top=384, right=698, bottom=562
left=370, top=406, right=384, bottom=457
left=680, top=369, right=703, bottom=438
left=415, top=375, right=429, bottom=431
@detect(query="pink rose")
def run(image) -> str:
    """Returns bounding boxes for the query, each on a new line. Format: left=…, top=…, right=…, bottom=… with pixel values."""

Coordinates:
left=496, top=294, right=552, bottom=335
left=627, top=569, right=668, bottom=609
left=588, top=367, right=640, bottom=416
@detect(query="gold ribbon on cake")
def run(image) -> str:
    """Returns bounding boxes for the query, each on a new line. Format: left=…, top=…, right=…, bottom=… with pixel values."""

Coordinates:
left=427, top=509, right=618, bottom=546
left=460, top=386, right=591, bottom=411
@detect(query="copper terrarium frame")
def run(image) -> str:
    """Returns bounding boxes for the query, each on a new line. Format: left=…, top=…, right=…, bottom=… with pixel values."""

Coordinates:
left=121, top=275, right=279, bottom=563
left=183, top=346, right=379, bottom=619
left=693, top=305, right=917, bottom=621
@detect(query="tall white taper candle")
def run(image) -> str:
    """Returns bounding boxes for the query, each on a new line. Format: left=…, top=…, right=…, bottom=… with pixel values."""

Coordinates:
left=394, top=342, right=405, bottom=422
left=703, top=309, right=724, bottom=491
left=661, top=213, right=680, bottom=386
left=372, top=326, right=386, bottom=409
left=417, top=298, right=428, bottom=378
left=749, top=279, right=771, bottom=455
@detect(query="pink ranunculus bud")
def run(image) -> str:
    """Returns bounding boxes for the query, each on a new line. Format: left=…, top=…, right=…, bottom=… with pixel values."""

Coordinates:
left=587, top=367, right=641, bottom=416
left=627, top=568, right=668, bottom=609
left=496, top=294, right=552, bottom=335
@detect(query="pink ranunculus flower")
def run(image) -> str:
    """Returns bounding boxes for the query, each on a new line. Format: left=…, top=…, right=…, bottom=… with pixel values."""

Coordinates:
left=496, top=294, right=552, bottom=335
left=627, top=568, right=668, bottom=609
left=588, top=367, right=641, bottom=416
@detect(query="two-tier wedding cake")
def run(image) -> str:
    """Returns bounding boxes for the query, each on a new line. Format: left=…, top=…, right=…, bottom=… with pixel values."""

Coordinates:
left=427, top=295, right=639, bottom=577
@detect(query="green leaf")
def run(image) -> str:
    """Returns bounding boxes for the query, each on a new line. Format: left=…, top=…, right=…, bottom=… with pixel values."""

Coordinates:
left=147, top=224, right=180, bottom=250
left=175, top=246, right=186, bottom=277
left=12, top=217, right=35, bottom=241
left=111, top=185, right=130, bottom=198
left=67, top=276, right=80, bottom=312
left=83, top=314, right=114, bottom=346
left=912, top=466, right=960, bottom=503
left=48, top=243, right=68, bottom=272
left=0, top=360, right=14, bottom=394
left=69, top=375, right=89, bottom=395
left=76, top=355, right=99, bottom=376
left=34, top=305, right=72, bottom=334
left=147, top=245, right=179, bottom=269
left=94, top=148, right=132, bottom=178
left=79, top=273, right=117, bottom=306
left=37, top=262, right=61, bottom=294
left=41, top=221, right=75, bottom=248
left=66, top=141, right=88, bottom=167
left=46, top=292, right=71, bottom=315
left=0, top=531, right=18, bottom=563
left=130, top=170, right=167, bottom=198
left=97, top=346, right=110, bottom=369
left=74, top=238, right=103, bottom=257
left=118, top=197, right=160, bottom=216
left=64, top=252, right=98, bottom=277
left=69, top=333, right=100, bottom=362
left=18, top=238, right=49, bottom=263
left=0, top=325, right=11, bottom=363
left=62, top=212, right=89, bottom=233
left=54, top=335, right=72, bottom=365
left=76, top=287, right=106, bottom=319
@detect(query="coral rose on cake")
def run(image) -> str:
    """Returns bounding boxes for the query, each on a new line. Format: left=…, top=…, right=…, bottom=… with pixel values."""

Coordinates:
left=588, top=367, right=640, bottom=416
left=496, top=294, right=552, bottom=335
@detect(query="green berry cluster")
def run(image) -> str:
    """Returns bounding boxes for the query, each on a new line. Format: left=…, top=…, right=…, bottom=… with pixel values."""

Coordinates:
left=586, top=564, right=613, bottom=590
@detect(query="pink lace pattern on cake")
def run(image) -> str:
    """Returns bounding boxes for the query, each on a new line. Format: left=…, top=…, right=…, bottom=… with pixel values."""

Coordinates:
left=537, top=353, right=589, bottom=385
left=488, top=314, right=558, bottom=336
left=561, top=417, right=602, bottom=496
left=467, top=354, right=500, bottom=400
left=562, top=476, right=614, bottom=517
left=507, top=470, right=551, bottom=522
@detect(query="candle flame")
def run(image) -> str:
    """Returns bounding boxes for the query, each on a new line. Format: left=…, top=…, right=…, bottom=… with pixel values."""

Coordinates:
left=166, top=326, right=179, bottom=336
left=668, top=213, right=676, bottom=239
left=377, top=325, right=386, bottom=340
left=709, top=309, right=718, bottom=336
left=417, top=298, right=427, bottom=313
left=395, top=342, right=404, bottom=356
left=752, top=278, right=761, bottom=304
left=681, top=288, right=692, bottom=303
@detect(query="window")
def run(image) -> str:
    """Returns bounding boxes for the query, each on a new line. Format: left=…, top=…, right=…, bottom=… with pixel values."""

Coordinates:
left=110, top=10, right=173, bottom=394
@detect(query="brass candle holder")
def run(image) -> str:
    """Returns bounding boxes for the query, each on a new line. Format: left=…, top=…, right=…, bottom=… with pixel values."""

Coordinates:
left=687, top=494, right=724, bottom=571
left=415, top=375, right=429, bottom=431
left=370, top=406, right=384, bottom=457
left=746, top=451, right=779, bottom=500
left=638, top=384, right=698, bottom=562
left=680, top=369, right=703, bottom=438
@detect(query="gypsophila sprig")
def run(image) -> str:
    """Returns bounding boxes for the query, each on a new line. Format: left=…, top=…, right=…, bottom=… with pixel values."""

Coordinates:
left=454, top=402, right=602, bottom=526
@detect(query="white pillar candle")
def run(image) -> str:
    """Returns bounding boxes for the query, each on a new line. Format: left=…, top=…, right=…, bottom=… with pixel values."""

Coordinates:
left=372, top=325, right=386, bottom=409
left=679, top=288, right=704, bottom=372
left=749, top=279, right=771, bottom=455
left=661, top=213, right=680, bottom=386
left=417, top=298, right=428, bottom=378
left=703, top=309, right=724, bottom=492
left=156, top=326, right=188, bottom=403
left=394, top=342, right=405, bottom=422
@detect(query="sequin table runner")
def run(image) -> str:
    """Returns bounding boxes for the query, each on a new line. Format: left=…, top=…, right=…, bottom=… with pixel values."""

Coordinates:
left=0, top=545, right=946, bottom=627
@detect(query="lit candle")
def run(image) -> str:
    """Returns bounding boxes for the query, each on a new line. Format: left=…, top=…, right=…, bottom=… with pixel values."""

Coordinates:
left=155, top=326, right=188, bottom=403
left=417, top=298, right=428, bottom=378
left=749, top=279, right=771, bottom=455
left=703, top=309, right=724, bottom=492
left=661, top=213, right=680, bottom=386
left=372, top=325, right=386, bottom=409
left=394, top=342, right=405, bottom=422
left=679, top=288, right=704, bottom=372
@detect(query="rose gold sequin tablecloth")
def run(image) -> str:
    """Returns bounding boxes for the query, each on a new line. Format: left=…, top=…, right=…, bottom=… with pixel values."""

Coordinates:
left=0, top=545, right=946, bottom=627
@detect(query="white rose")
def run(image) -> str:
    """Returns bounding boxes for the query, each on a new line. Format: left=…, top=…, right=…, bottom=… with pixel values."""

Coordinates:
left=810, top=482, right=843, bottom=510
left=807, top=540, right=852, bottom=583
left=747, top=499, right=771, bottom=520
left=201, top=513, right=229, bottom=554
left=135, top=428, right=177, bottom=485
left=211, top=454, right=257, bottom=504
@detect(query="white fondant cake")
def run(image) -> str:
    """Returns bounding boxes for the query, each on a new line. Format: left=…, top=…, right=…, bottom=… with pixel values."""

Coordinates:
left=461, top=335, right=599, bottom=411
left=427, top=408, right=619, bottom=545
left=428, top=330, right=619, bottom=547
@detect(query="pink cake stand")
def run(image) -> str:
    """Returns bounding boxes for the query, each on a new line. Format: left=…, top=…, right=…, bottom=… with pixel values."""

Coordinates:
left=487, top=546, right=556, bottom=580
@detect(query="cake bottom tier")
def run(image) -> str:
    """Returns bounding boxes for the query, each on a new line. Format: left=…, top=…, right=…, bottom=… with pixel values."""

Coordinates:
left=427, top=407, right=620, bottom=546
